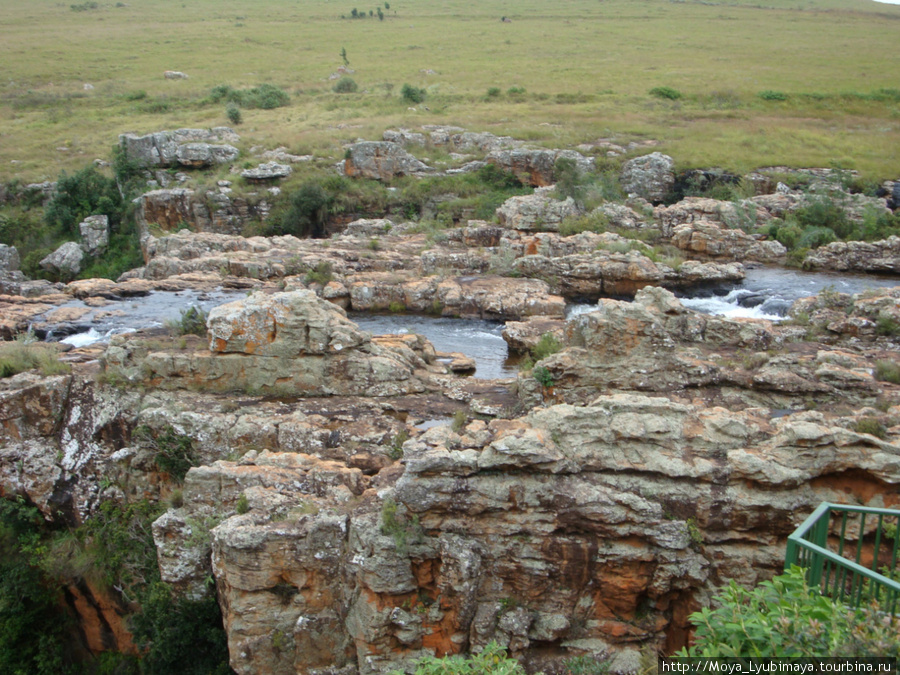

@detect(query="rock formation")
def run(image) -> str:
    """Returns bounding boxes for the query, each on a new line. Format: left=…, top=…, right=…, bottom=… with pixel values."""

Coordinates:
left=119, top=128, right=240, bottom=169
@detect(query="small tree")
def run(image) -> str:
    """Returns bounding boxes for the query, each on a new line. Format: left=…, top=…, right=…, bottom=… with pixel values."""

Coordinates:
left=401, top=83, right=426, bottom=104
left=341, top=46, right=349, bottom=65
left=225, top=103, right=242, bottom=125
left=333, top=77, right=358, bottom=93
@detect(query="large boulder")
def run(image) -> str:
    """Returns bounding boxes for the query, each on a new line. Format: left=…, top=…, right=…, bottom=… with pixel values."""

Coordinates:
left=670, top=220, right=786, bottom=261
left=118, top=128, right=240, bottom=169
left=207, top=289, right=369, bottom=358
left=0, top=243, right=20, bottom=272
left=620, top=152, right=675, bottom=203
left=78, top=215, right=109, bottom=257
left=495, top=189, right=580, bottom=231
left=39, top=241, right=84, bottom=279
left=240, top=162, right=292, bottom=181
left=343, top=141, right=432, bottom=181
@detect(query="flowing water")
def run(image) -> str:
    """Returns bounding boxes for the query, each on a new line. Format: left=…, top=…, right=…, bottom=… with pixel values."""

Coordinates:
left=39, top=267, right=900, bottom=379
left=569, top=267, right=900, bottom=321
left=350, top=313, right=517, bottom=380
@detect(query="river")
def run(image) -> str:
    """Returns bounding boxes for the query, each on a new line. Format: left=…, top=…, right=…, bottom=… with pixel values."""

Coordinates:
left=40, top=267, right=900, bottom=379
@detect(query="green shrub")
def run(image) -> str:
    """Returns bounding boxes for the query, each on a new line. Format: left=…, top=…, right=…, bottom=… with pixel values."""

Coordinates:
left=235, top=494, right=250, bottom=515
left=768, top=222, right=802, bottom=250
left=380, top=498, right=423, bottom=555
left=451, top=409, right=467, bottom=433
left=507, top=86, right=526, bottom=96
left=225, top=103, right=242, bottom=124
left=0, top=498, right=71, bottom=675
left=131, top=582, right=232, bottom=675
left=531, top=333, right=562, bottom=362
left=794, top=198, right=853, bottom=239
left=553, top=156, right=582, bottom=201
left=398, top=641, right=526, bottom=675
left=861, top=210, right=900, bottom=241
left=275, top=182, right=331, bottom=238
left=875, top=361, right=900, bottom=385
left=137, top=426, right=196, bottom=482
left=486, top=86, right=501, bottom=98
left=876, top=314, right=900, bottom=337
left=796, top=225, right=837, bottom=250
left=44, top=165, right=122, bottom=235
left=304, top=260, right=334, bottom=285
left=401, top=83, right=426, bottom=104
left=333, top=77, right=359, bottom=93
left=208, top=83, right=289, bottom=109
left=533, top=366, right=554, bottom=388
left=679, top=566, right=900, bottom=657
left=649, top=86, right=682, bottom=100
left=165, top=305, right=208, bottom=337
left=758, top=90, right=788, bottom=101
left=854, top=417, right=887, bottom=439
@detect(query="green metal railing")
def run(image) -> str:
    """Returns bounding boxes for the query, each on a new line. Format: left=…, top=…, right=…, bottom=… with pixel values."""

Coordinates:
left=785, top=502, right=900, bottom=614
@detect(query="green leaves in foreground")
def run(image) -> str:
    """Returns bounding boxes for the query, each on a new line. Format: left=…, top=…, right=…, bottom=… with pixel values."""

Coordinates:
left=680, top=566, right=900, bottom=657
left=393, top=641, right=526, bottom=675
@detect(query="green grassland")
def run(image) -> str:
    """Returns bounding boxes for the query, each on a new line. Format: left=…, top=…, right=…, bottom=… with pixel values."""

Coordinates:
left=1, top=0, right=899, bottom=181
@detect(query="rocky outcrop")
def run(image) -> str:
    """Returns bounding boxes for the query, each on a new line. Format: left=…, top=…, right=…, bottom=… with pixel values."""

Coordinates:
left=152, top=390, right=900, bottom=675
left=119, top=128, right=240, bottom=169
left=495, top=189, right=580, bottom=231
left=79, top=215, right=109, bottom=257
left=801, top=237, right=900, bottom=273
left=101, top=290, right=435, bottom=396
left=40, top=241, right=85, bottom=279
left=135, top=188, right=271, bottom=237
left=343, top=142, right=432, bottom=181
left=513, top=253, right=743, bottom=298
left=620, top=152, right=675, bottom=203
left=670, top=220, right=786, bottom=261
left=486, top=149, right=594, bottom=187
left=0, top=243, right=20, bottom=273
left=241, top=162, right=292, bottom=181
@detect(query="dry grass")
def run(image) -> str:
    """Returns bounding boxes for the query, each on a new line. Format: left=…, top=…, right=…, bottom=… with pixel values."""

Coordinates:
left=1, top=0, right=899, bottom=181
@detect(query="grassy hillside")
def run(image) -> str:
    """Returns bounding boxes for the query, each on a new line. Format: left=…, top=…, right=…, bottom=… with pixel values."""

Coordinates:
left=1, top=0, right=899, bottom=180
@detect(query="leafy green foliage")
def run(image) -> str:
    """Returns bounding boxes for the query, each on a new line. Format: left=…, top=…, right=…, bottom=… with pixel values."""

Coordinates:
left=401, top=83, right=426, bottom=104
left=531, top=333, right=562, bottom=362
left=394, top=641, right=526, bottom=675
left=225, top=103, right=242, bottom=124
left=0, top=498, right=73, bottom=675
left=533, top=365, right=554, bottom=388
left=136, top=426, right=197, bottom=482
left=44, top=165, right=122, bottom=236
left=131, top=582, right=233, bottom=675
left=208, top=83, right=290, bottom=109
left=649, top=86, right=682, bottom=100
left=272, top=182, right=331, bottom=238
left=380, top=498, right=423, bottom=555
left=304, top=260, right=334, bottom=285
left=75, top=499, right=164, bottom=593
left=854, top=417, right=887, bottom=439
left=165, top=305, right=208, bottom=337
left=334, top=76, right=359, bottom=93
left=759, top=90, right=788, bottom=101
left=679, top=566, right=900, bottom=657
